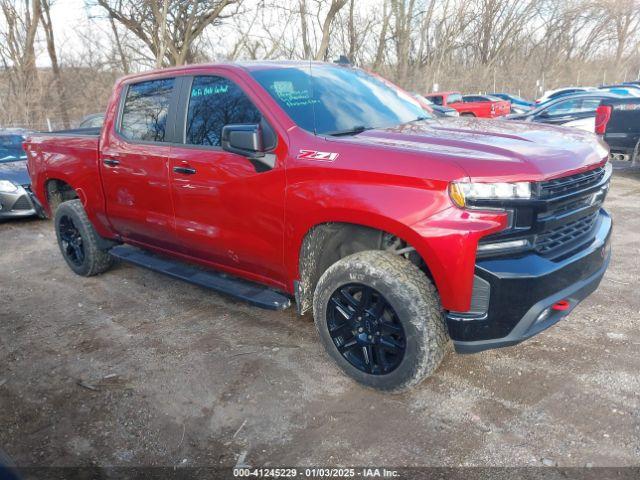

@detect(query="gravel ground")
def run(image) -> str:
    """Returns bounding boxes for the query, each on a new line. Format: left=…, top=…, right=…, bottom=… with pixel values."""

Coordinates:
left=0, top=165, right=639, bottom=470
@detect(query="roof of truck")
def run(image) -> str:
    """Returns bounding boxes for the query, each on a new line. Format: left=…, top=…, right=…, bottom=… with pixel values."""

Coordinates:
left=117, top=60, right=348, bottom=84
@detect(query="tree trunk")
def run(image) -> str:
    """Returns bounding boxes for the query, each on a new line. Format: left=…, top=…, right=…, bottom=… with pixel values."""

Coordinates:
left=315, top=0, right=348, bottom=61
left=373, top=1, right=390, bottom=71
left=40, top=0, right=70, bottom=129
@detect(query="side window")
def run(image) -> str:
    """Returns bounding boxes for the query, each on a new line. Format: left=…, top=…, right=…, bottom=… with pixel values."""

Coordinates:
left=430, top=96, right=443, bottom=106
left=186, top=76, right=262, bottom=146
left=448, top=93, right=463, bottom=103
left=120, top=78, right=175, bottom=142
left=578, top=99, right=601, bottom=112
left=546, top=99, right=580, bottom=115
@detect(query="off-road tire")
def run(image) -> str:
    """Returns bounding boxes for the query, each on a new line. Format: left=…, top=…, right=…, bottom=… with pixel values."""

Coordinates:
left=313, top=250, right=449, bottom=392
left=54, top=199, right=113, bottom=276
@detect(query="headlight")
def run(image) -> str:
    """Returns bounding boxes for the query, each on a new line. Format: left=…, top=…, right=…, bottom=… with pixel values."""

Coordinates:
left=0, top=180, right=19, bottom=193
left=449, top=181, right=531, bottom=208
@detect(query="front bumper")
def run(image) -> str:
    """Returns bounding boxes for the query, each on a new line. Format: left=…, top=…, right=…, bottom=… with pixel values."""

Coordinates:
left=0, top=185, right=40, bottom=219
left=449, top=209, right=612, bottom=353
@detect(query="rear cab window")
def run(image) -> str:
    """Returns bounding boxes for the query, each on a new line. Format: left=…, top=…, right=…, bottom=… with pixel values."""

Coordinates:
left=447, top=93, right=463, bottom=104
left=119, top=78, right=175, bottom=142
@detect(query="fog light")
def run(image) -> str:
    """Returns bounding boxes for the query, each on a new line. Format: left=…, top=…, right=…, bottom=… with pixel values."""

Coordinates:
left=477, top=238, right=530, bottom=254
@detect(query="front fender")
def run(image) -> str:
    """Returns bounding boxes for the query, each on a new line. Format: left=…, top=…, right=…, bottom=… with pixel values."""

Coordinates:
left=285, top=177, right=507, bottom=311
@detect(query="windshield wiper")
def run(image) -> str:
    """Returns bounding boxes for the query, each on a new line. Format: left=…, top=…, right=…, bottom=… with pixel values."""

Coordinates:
left=326, top=125, right=370, bottom=136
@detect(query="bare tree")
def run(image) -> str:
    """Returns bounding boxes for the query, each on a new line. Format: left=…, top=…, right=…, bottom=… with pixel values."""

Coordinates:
left=94, top=0, right=241, bottom=66
left=0, top=0, right=41, bottom=127
left=298, top=0, right=348, bottom=60
left=40, top=0, right=70, bottom=128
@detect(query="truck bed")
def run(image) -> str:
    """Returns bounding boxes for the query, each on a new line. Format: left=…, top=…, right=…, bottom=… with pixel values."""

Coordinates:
left=24, top=131, right=101, bottom=218
left=601, top=97, right=640, bottom=157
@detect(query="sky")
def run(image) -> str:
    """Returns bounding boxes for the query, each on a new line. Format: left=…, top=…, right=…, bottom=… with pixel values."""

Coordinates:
left=37, top=0, right=109, bottom=67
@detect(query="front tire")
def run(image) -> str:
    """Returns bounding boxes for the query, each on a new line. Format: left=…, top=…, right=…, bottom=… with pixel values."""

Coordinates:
left=313, top=250, right=448, bottom=392
left=54, top=200, right=113, bottom=276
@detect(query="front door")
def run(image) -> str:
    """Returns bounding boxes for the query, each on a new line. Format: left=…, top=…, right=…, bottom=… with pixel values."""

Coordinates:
left=100, top=77, right=179, bottom=251
left=168, top=74, right=287, bottom=286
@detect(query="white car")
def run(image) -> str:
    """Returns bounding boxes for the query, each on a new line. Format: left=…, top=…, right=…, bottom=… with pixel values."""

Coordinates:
left=536, top=87, right=596, bottom=105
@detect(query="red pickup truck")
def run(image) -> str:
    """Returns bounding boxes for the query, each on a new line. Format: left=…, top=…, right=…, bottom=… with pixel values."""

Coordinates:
left=25, top=62, right=612, bottom=391
left=425, top=91, right=510, bottom=118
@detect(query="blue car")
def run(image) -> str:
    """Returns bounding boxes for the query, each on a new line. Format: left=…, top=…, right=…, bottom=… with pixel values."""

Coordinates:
left=490, top=93, right=535, bottom=113
left=0, top=130, right=43, bottom=219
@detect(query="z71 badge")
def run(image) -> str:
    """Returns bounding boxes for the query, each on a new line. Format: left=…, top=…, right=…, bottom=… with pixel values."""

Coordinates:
left=298, top=150, right=339, bottom=161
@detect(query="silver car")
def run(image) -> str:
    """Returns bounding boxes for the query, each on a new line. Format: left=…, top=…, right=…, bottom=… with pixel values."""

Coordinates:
left=0, top=130, right=42, bottom=219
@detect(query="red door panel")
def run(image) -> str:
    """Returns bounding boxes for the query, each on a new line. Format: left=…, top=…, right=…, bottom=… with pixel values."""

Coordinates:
left=167, top=73, right=287, bottom=287
left=100, top=77, right=179, bottom=250
left=168, top=147, right=286, bottom=284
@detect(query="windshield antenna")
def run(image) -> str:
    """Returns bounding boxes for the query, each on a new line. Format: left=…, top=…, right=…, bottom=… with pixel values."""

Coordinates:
left=309, top=57, right=318, bottom=136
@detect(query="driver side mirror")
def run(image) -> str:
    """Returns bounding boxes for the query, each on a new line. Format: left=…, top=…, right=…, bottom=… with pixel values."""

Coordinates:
left=221, top=124, right=265, bottom=159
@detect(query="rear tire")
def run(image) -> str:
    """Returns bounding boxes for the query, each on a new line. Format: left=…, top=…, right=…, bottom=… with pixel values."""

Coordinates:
left=313, top=250, right=448, bottom=392
left=54, top=200, right=113, bottom=276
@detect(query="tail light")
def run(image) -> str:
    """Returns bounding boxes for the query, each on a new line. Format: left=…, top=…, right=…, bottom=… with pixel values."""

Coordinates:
left=595, top=105, right=612, bottom=134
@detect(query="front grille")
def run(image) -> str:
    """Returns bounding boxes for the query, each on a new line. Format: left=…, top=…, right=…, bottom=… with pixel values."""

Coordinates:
left=478, top=164, right=610, bottom=260
left=535, top=211, right=599, bottom=255
left=11, top=195, right=33, bottom=211
left=538, top=166, right=605, bottom=198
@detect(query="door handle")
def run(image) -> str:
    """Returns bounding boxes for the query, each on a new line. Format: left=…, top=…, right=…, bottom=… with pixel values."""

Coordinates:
left=103, top=158, right=120, bottom=167
left=173, top=166, right=196, bottom=175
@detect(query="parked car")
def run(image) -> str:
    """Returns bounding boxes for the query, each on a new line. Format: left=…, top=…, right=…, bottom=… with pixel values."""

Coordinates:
left=424, top=91, right=510, bottom=117
left=536, top=87, right=597, bottom=105
left=78, top=113, right=105, bottom=129
left=597, top=84, right=640, bottom=97
left=25, top=61, right=612, bottom=391
left=505, top=92, right=622, bottom=132
left=413, top=93, right=459, bottom=117
left=489, top=93, right=534, bottom=113
left=597, top=96, right=640, bottom=164
left=622, top=81, right=640, bottom=86
left=0, top=129, right=42, bottom=219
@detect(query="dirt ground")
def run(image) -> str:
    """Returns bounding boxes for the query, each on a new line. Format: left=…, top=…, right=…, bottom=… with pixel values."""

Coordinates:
left=1, top=165, right=639, bottom=471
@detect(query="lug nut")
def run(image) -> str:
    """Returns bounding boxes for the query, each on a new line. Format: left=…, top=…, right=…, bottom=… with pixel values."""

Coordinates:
left=358, top=327, right=364, bottom=333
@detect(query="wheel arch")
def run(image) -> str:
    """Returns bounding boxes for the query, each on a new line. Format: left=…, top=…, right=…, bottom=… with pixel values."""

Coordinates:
left=293, top=219, right=438, bottom=316
left=44, top=178, right=80, bottom=215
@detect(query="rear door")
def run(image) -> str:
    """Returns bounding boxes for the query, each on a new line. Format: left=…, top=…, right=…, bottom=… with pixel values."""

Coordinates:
left=100, top=76, right=180, bottom=250
left=167, top=72, right=287, bottom=285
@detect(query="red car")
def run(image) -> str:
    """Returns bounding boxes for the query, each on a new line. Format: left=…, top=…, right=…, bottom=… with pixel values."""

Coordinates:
left=25, top=62, right=612, bottom=391
left=425, top=91, right=510, bottom=118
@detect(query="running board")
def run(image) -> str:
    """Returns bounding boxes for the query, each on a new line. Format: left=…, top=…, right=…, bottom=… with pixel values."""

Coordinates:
left=109, top=245, right=291, bottom=311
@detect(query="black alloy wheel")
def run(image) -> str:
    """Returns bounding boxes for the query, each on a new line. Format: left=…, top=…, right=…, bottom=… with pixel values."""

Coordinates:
left=58, top=214, right=85, bottom=266
left=327, top=283, right=406, bottom=375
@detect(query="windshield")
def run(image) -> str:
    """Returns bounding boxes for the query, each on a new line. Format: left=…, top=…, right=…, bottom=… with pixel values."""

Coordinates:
left=0, top=135, right=26, bottom=162
left=250, top=65, right=428, bottom=135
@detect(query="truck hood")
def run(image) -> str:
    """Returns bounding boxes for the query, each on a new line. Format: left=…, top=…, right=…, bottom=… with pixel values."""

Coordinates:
left=349, top=117, right=608, bottom=182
